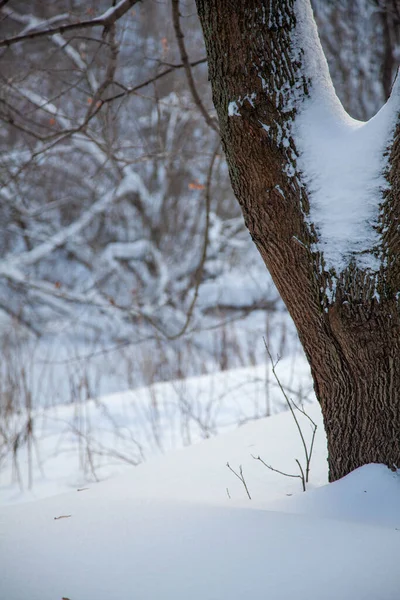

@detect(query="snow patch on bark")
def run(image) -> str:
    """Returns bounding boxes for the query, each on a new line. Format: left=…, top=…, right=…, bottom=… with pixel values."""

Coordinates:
left=228, top=94, right=257, bottom=117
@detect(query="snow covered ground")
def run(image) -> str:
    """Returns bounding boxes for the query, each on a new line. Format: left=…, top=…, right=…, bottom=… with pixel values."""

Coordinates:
left=1, top=366, right=399, bottom=599
left=0, top=355, right=313, bottom=505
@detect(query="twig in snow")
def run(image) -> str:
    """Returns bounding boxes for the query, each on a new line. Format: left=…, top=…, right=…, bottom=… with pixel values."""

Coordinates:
left=262, top=338, right=317, bottom=490
left=226, top=462, right=251, bottom=499
left=252, top=454, right=305, bottom=488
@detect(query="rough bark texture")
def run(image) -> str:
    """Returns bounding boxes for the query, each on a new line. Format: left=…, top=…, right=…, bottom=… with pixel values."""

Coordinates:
left=195, top=0, right=400, bottom=481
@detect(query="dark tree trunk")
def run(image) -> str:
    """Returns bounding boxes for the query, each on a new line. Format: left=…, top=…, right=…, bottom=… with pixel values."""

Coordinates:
left=195, top=0, right=400, bottom=481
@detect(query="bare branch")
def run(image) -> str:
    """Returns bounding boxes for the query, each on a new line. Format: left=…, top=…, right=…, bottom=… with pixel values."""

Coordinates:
left=263, top=338, right=317, bottom=488
left=103, top=58, right=207, bottom=105
left=226, top=462, right=251, bottom=499
left=3, top=6, right=100, bottom=91
left=167, top=139, right=220, bottom=339
left=0, top=0, right=140, bottom=48
left=294, top=459, right=306, bottom=492
left=2, top=7, right=70, bottom=34
left=171, top=0, right=218, bottom=132
left=86, top=21, right=119, bottom=119
left=0, top=300, right=41, bottom=336
left=252, top=454, right=303, bottom=481
left=1, top=173, right=146, bottom=270
left=263, top=338, right=311, bottom=472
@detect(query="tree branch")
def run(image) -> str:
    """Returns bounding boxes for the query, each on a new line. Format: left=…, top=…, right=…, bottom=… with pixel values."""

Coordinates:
left=0, top=0, right=140, bottom=48
left=103, top=57, right=207, bottom=104
left=166, top=139, right=220, bottom=339
left=0, top=172, right=146, bottom=271
left=171, top=0, right=218, bottom=132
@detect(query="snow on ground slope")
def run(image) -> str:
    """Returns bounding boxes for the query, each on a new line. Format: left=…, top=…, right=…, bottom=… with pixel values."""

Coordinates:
left=0, top=355, right=313, bottom=505
left=1, top=402, right=399, bottom=600
left=269, top=462, right=400, bottom=528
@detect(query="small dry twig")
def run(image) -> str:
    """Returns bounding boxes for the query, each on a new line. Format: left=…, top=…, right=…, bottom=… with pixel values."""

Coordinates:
left=253, top=339, right=318, bottom=492
left=264, top=338, right=317, bottom=491
left=226, top=462, right=251, bottom=499
left=252, top=454, right=305, bottom=490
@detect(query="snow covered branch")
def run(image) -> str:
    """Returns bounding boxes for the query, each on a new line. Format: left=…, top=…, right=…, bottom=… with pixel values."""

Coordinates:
left=0, top=0, right=140, bottom=48
left=2, top=6, right=99, bottom=92
left=0, top=0, right=281, bottom=348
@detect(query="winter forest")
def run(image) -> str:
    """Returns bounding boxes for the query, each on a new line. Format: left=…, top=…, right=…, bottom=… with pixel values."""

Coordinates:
left=1, top=1, right=400, bottom=599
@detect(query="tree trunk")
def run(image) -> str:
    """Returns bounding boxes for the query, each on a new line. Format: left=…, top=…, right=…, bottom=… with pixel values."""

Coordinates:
left=195, top=0, right=400, bottom=480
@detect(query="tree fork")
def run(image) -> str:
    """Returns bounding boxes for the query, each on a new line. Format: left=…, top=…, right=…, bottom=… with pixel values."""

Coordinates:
left=195, top=0, right=400, bottom=480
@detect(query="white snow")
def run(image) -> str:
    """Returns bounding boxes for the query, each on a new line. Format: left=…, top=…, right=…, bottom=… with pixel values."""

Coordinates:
left=197, top=268, right=273, bottom=310
left=291, top=0, right=399, bottom=274
left=294, top=94, right=395, bottom=273
left=1, top=396, right=399, bottom=599
left=228, top=101, right=240, bottom=117
left=0, top=358, right=314, bottom=506
left=0, top=357, right=399, bottom=599
left=269, top=462, right=400, bottom=528
left=228, top=93, right=257, bottom=117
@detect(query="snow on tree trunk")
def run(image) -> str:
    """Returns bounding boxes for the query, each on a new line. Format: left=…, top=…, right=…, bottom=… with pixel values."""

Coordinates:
left=195, top=0, right=400, bottom=481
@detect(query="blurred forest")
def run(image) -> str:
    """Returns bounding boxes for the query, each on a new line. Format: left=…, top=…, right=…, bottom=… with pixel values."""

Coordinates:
left=0, top=0, right=399, bottom=456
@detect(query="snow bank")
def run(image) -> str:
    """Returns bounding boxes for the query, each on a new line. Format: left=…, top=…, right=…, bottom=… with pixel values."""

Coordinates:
left=0, top=400, right=399, bottom=599
left=0, top=357, right=313, bottom=506
left=1, top=493, right=399, bottom=600
left=270, top=462, right=400, bottom=528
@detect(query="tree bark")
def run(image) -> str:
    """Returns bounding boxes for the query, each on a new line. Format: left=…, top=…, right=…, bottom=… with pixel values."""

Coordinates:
left=195, top=0, right=400, bottom=480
